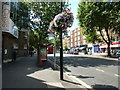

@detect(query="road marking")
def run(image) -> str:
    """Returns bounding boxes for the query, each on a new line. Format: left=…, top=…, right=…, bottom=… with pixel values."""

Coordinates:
left=46, top=82, right=64, bottom=88
left=65, top=72, right=92, bottom=89
left=48, top=59, right=93, bottom=89
left=114, top=74, right=120, bottom=77
left=96, top=69, right=104, bottom=72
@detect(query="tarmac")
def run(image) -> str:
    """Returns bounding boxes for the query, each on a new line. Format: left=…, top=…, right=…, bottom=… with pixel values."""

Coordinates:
left=77, top=52, right=118, bottom=61
left=2, top=55, right=88, bottom=90
left=3, top=53, right=118, bottom=90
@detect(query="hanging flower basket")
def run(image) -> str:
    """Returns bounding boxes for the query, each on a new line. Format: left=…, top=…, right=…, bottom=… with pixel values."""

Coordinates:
left=49, top=10, right=74, bottom=32
left=49, top=21, right=57, bottom=33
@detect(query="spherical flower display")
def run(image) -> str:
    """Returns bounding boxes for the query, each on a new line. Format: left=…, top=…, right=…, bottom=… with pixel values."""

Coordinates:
left=49, top=10, right=74, bottom=32
left=49, top=21, right=57, bottom=32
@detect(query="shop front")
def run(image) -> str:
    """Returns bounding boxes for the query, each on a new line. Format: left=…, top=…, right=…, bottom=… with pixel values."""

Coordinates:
left=99, top=42, right=120, bottom=54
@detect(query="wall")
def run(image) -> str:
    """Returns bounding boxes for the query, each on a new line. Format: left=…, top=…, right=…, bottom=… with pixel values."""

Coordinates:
left=70, top=27, right=87, bottom=48
left=0, top=1, right=2, bottom=89
left=0, top=2, right=2, bottom=61
left=18, top=31, right=28, bottom=57
left=3, top=31, right=28, bottom=60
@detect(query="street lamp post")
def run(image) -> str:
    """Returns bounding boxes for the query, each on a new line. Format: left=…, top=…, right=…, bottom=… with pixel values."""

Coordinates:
left=59, top=26, right=63, bottom=80
left=54, top=32, right=56, bottom=69
left=49, top=1, right=73, bottom=80
left=60, top=1, right=63, bottom=80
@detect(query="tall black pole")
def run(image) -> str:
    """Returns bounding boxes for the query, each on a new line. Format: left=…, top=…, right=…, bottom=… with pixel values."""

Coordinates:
left=60, top=1, right=63, bottom=80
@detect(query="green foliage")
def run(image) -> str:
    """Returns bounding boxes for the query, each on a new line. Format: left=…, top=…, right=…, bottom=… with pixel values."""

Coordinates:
left=77, top=2, right=120, bottom=56
left=49, top=36, right=60, bottom=50
left=29, top=2, right=68, bottom=49
left=77, top=2, right=120, bottom=40
left=64, top=46, right=68, bottom=51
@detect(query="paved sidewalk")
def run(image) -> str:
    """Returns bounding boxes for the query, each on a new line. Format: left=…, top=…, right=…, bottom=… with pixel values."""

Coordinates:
left=2, top=55, right=87, bottom=89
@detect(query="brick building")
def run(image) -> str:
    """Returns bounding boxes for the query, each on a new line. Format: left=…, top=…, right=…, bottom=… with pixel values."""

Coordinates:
left=99, top=29, right=120, bottom=52
left=63, top=35, right=70, bottom=50
left=2, top=27, right=29, bottom=62
left=70, top=27, right=87, bottom=48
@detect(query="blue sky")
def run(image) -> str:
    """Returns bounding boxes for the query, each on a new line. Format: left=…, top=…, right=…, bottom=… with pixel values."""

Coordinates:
left=67, top=0, right=79, bottom=31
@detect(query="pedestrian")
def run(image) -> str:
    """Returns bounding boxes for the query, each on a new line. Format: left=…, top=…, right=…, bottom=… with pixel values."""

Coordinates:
left=30, top=51, right=33, bottom=57
left=12, top=49, right=17, bottom=62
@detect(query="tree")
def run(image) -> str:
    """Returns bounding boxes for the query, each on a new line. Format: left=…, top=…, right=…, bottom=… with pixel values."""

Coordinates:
left=64, top=46, right=68, bottom=51
left=30, top=2, right=68, bottom=44
left=77, top=2, right=120, bottom=56
left=28, top=2, right=69, bottom=60
left=49, top=36, right=60, bottom=50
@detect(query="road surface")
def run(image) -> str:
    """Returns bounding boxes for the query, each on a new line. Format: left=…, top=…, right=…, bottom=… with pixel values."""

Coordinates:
left=48, top=53, right=120, bottom=89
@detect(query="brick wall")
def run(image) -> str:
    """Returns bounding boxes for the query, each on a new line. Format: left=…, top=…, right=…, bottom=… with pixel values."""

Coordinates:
left=70, top=27, right=87, bottom=48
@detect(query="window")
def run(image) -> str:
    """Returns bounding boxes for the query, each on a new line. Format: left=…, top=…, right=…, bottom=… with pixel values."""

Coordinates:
left=78, top=42, right=80, bottom=46
left=78, top=32, right=80, bottom=35
left=75, top=32, right=77, bottom=36
left=75, top=42, right=77, bottom=46
left=24, top=32, right=28, bottom=39
left=78, top=37, right=80, bottom=40
left=75, top=37, right=77, bottom=41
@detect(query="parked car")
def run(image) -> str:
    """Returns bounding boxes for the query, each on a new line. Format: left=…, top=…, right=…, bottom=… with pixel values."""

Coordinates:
left=116, top=50, right=120, bottom=60
left=73, top=49, right=78, bottom=54
left=69, top=48, right=74, bottom=54
left=63, top=51, right=68, bottom=54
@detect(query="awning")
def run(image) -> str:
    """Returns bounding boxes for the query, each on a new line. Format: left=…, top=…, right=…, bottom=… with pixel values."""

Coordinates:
left=99, top=42, right=120, bottom=48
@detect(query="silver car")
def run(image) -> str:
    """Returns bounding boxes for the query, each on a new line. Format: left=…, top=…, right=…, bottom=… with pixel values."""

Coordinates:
left=116, top=50, right=120, bottom=60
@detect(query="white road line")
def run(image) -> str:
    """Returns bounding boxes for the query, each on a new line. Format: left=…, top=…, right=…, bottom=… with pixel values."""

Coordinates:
left=46, top=82, right=64, bottom=88
left=114, top=74, right=120, bottom=77
left=65, top=72, right=92, bottom=89
left=96, top=69, right=105, bottom=72
left=48, top=59, right=92, bottom=89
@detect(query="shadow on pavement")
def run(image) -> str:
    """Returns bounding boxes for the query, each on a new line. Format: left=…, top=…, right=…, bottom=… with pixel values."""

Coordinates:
left=62, top=79, right=81, bottom=85
left=76, top=75, right=94, bottom=79
left=63, top=67, right=71, bottom=72
left=48, top=55, right=119, bottom=68
left=62, top=56, right=119, bottom=67
left=92, top=84, right=118, bottom=90
left=2, top=55, right=63, bottom=88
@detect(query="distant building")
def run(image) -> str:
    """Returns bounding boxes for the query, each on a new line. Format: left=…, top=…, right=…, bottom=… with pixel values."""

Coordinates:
left=70, top=27, right=87, bottom=48
left=99, top=29, right=120, bottom=53
left=63, top=35, right=70, bottom=50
